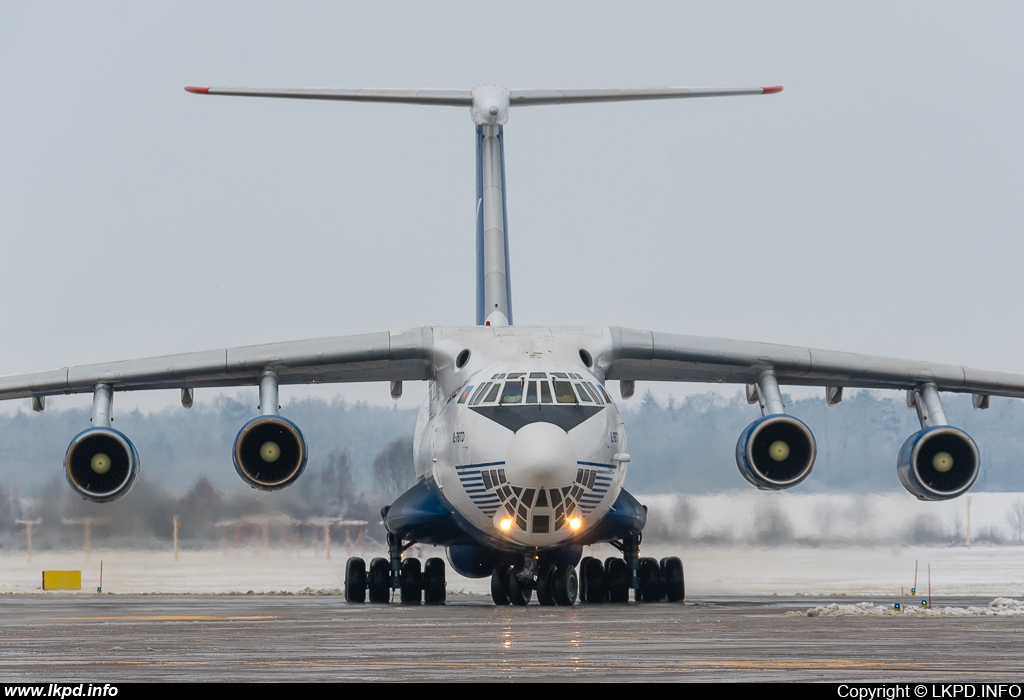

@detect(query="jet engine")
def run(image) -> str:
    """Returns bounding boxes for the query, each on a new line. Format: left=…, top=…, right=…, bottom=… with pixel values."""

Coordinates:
left=232, top=415, right=308, bottom=491
left=735, top=414, right=816, bottom=490
left=64, top=427, right=140, bottom=503
left=897, top=426, right=979, bottom=501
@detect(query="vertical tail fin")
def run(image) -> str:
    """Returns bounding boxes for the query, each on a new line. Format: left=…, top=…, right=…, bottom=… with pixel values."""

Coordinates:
left=476, top=125, right=513, bottom=326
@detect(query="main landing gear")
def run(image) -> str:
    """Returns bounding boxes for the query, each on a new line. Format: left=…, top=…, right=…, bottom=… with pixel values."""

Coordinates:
left=489, top=535, right=685, bottom=606
left=490, top=556, right=579, bottom=606
left=344, top=532, right=447, bottom=605
left=578, top=534, right=684, bottom=604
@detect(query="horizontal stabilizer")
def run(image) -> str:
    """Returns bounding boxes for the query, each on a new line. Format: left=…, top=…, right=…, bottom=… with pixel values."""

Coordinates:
left=184, top=86, right=473, bottom=106
left=184, top=85, right=782, bottom=117
left=510, top=86, right=781, bottom=106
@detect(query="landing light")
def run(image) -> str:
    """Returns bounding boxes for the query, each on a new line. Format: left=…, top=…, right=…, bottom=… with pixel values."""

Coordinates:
left=568, top=516, right=582, bottom=532
left=499, top=517, right=513, bottom=533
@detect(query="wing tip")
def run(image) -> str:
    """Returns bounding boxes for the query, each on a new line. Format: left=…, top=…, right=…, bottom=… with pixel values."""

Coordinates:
left=184, top=86, right=210, bottom=95
left=762, top=85, right=784, bottom=94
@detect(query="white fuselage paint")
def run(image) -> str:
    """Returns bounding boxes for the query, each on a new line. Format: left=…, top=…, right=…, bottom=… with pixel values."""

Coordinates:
left=412, top=326, right=628, bottom=552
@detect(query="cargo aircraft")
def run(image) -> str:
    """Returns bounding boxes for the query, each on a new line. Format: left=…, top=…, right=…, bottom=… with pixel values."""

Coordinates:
left=3, top=84, right=1021, bottom=606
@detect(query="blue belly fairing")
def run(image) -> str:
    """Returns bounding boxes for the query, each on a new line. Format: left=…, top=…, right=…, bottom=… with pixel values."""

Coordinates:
left=384, top=475, right=647, bottom=551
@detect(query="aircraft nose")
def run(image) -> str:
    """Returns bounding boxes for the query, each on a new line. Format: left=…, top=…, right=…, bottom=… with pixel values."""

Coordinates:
left=504, top=421, right=577, bottom=487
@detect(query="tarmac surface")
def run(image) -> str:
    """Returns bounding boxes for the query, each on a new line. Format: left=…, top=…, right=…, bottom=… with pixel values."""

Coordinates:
left=2, top=594, right=1022, bottom=682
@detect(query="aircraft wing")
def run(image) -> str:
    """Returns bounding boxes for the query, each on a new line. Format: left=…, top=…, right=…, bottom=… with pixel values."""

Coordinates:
left=604, top=327, right=1024, bottom=400
left=0, top=328, right=432, bottom=401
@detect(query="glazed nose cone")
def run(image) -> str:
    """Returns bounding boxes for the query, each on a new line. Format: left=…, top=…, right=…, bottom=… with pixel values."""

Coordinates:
left=504, top=422, right=577, bottom=486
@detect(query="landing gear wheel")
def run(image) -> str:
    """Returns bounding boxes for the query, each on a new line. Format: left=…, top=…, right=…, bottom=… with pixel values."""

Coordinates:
left=491, top=563, right=511, bottom=606
left=605, top=557, right=630, bottom=603
left=637, top=557, right=663, bottom=602
left=368, top=557, right=391, bottom=603
left=553, top=565, right=578, bottom=606
left=400, top=557, right=422, bottom=604
left=579, top=557, right=607, bottom=604
left=344, top=557, right=366, bottom=603
left=423, top=557, right=447, bottom=605
left=507, top=566, right=532, bottom=606
left=536, top=565, right=557, bottom=606
left=661, top=556, right=685, bottom=603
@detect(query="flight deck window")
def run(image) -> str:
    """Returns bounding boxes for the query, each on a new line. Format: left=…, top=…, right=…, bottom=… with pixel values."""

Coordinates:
left=540, top=381, right=553, bottom=404
left=469, top=383, right=491, bottom=406
left=553, top=381, right=576, bottom=404
left=529, top=372, right=547, bottom=379
left=582, top=382, right=602, bottom=404
left=484, top=383, right=501, bottom=403
left=500, top=381, right=524, bottom=404
left=575, top=383, right=593, bottom=402
left=526, top=381, right=538, bottom=404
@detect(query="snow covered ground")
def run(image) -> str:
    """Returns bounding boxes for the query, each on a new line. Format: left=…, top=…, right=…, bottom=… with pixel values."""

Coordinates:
left=2, top=542, right=1023, bottom=600
left=3, top=492, right=1022, bottom=599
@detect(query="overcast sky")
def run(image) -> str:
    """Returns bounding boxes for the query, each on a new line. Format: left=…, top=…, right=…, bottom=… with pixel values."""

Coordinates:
left=1, top=1, right=1023, bottom=415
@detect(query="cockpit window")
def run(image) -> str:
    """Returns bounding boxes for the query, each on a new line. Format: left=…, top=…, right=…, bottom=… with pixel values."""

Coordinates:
left=484, top=383, right=501, bottom=403
left=540, top=381, right=552, bottom=403
left=526, top=381, right=538, bottom=404
left=469, top=383, right=490, bottom=406
left=574, top=383, right=593, bottom=402
left=553, top=380, right=576, bottom=404
left=500, top=381, right=524, bottom=404
left=529, top=372, right=547, bottom=379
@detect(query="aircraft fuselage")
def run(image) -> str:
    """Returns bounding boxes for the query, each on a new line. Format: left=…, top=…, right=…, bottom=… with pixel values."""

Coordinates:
left=408, top=326, right=629, bottom=555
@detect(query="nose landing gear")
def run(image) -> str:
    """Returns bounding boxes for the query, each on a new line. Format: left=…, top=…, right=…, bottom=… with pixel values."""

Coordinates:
left=490, top=555, right=578, bottom=606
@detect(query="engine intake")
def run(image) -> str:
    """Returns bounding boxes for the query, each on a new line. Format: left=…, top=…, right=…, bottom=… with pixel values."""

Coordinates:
left=232, top=415, right=308, bottom=490
left=897, top=426, right=979, bottom=501
left=64, top=427, right=140, bottom=503
left=735, top=415, right=816, bottom=490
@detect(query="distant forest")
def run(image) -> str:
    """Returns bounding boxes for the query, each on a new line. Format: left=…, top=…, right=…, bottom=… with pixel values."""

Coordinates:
left=1, top=389, right=1023, bottom=549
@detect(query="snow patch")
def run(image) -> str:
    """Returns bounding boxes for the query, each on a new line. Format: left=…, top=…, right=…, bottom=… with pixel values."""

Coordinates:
left=804, top=597, right=1024, bottom=617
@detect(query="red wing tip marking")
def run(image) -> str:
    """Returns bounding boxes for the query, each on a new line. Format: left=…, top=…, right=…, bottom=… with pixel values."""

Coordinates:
left=762, top=86, right=784, bottom=94
left=184, top=86, right=210, bottom=94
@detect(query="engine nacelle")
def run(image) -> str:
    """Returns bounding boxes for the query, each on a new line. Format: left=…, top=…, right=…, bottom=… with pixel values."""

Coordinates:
left=735, top=415, right=816, bottom=490
left=897, top=426, right=979, bottom=501
left=64, top=427, right=140, bottom=503
left=232, top=415, right=308, bottom=490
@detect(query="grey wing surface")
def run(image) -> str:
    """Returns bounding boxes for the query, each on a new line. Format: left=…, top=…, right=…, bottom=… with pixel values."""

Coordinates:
left=605, top=326, right=1024, bottom=399
left=0, top=328, right=432, bottom=401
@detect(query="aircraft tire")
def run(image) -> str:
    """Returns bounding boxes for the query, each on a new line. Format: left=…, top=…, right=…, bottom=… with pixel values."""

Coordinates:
left=507, top=566, right=532, bottom=606
left=400, top=557, right=422, bottom=604
left=661, top=556, right=685, bottom=603
left=553, top=565, right=578, bottom=606
left=368, top=557, right=391, bottom=603
left=605, top=558, right=630, bottom=603
left=580, top=557, right=606, bottom=603
left=637, top=557, right=663, bottom=602
left=536, top=565, right=557, bottom=606
left=423, top=557, right=446, bottom=605
left=344, top=557, right=366, bottom=603
left=490, top=563, right=511, bottom=605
